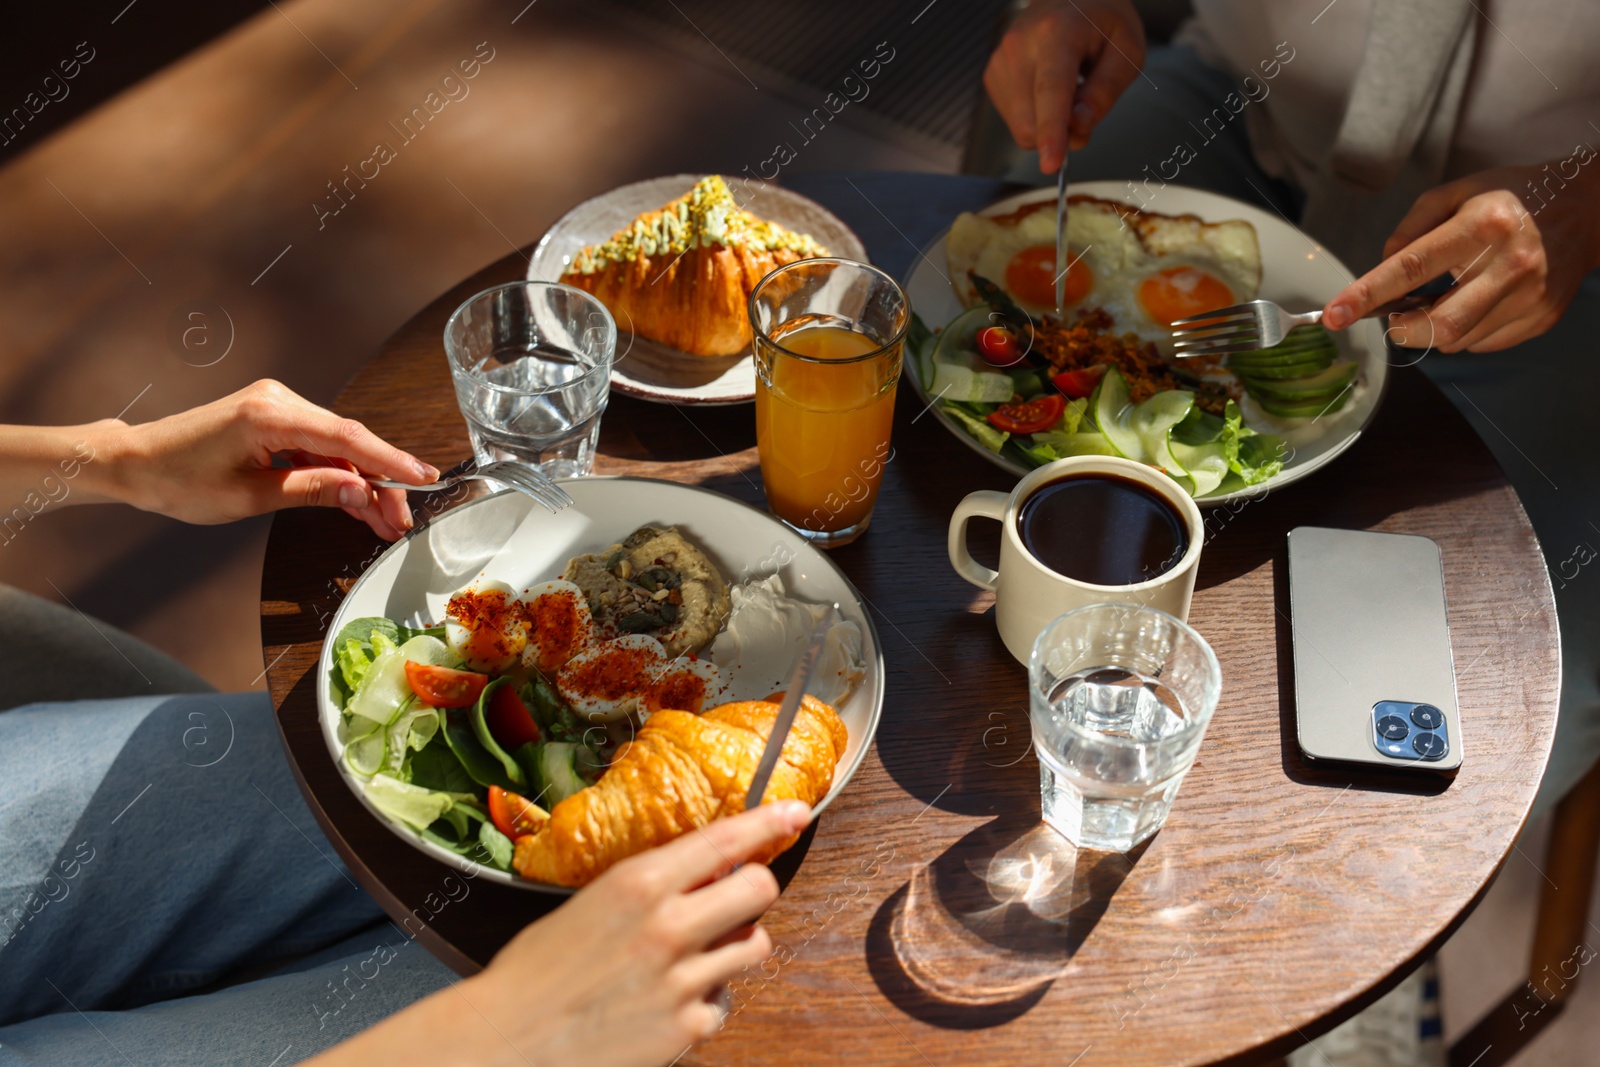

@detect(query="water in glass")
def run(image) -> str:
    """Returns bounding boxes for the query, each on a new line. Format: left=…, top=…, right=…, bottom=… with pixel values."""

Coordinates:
left=457, top=342, right=606, bottom=478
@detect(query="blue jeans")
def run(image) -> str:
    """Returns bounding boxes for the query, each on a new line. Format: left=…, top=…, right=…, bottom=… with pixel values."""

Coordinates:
left=1009, top=45, right=1600, bottom=817
left=0, top=692, right=453, bottom=1065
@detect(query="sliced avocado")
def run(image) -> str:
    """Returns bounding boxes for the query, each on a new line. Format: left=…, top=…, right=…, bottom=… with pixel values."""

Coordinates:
left=1252, top=388, right=1354, bottom=419
left=1232, top=354, right=1335, bottom=380
left=1226, top=341, right=1337, bottom=366
left=1245, top=362, right=1359, bottom=401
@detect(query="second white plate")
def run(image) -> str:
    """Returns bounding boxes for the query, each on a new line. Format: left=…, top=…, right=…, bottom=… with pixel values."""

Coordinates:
left=903, top=181, right=1389, bottom=506
left=529, top=174, right=867, bottom=406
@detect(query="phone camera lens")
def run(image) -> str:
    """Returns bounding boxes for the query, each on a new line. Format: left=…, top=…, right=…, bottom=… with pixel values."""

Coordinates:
left=1412, top=732, right=1446, bottom=759
left=1410, top=704, right=1444, bottom=729
left=1376, top=715, right=1410, bottom=740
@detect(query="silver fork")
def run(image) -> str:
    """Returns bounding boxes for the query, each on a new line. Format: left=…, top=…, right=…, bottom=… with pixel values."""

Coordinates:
left=368, top=460, right=573, bottom=514
left=1169, top=274, right=1454, bottom=357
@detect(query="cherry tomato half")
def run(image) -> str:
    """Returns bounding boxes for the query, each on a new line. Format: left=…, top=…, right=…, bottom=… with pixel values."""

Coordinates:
left=488, top=785, right=548, bottom=838
left=987, top=393, right=1066, bottom=435
left=486, top=683, right=541, bottom=751
left=403, top=661, right=488, bottom=708
left=1052, top=366, right=1107, bottom=399
left=976, top=326, right=1021, bottom=367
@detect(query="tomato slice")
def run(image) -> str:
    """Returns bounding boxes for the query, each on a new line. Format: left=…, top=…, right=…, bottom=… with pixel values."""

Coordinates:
left=403, top=661, right=488, bottom=708
left=976, top=326, right=1021, bottom=367
left=987, top=393, right=1066, bottom=435
left=488, top=785, right=547, bottom=838
left=486, top=683, right=541, bottom=750
left=1052, top=365, right=1107, bottom=399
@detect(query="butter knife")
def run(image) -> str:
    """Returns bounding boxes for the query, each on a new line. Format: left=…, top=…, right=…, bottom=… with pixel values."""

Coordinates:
left=744, top=603, right=839, bottom=811
left=1054, top=147, right=1070, bottom=316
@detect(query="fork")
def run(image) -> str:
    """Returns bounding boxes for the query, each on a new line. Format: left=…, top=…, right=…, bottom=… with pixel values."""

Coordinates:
left=367, top=460, right=574, bottom=514
left=1169, top=274, right=1455, bottom=357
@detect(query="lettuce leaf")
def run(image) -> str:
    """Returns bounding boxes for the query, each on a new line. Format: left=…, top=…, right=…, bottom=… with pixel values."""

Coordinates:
left=941, top=403, right=1009, bottom=453
left=364, top=774, right=476, bottom=832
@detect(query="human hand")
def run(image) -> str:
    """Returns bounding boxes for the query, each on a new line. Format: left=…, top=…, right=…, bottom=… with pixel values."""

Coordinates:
left=982, top=0, right=1145, bottom=173
left=1322, top=159, right=1600, bottom=352
left=307, top=801, right=810, bottom=1067
left=102, top=379, right=437, bottom=540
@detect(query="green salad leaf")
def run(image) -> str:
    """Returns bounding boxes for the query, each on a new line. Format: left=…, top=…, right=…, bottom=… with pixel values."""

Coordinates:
left=364, top=773, right=475, bottom=832
left=409, top=735, right=481, bottom=794
left=471, top=679, right=527, bottom=787
left=478, top=821, right=514, bottom=870
left=941, top=402, right=1008, bottom=452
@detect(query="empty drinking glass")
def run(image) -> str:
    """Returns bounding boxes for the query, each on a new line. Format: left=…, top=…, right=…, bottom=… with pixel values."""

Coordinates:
left=444, top=281, right=616, bottom=478
left=1029, top=603, right=1222, bottom=851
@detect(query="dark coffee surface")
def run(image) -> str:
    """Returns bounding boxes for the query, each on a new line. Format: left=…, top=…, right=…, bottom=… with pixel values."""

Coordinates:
left=1018, top=474, right=1189, bottom=586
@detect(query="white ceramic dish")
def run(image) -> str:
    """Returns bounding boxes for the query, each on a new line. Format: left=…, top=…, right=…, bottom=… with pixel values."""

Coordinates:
left=317, top=477, right=885, bottom=893
left=528, top=174, right=868, bottom=406
left=902, top=181, right=1389, bottom=507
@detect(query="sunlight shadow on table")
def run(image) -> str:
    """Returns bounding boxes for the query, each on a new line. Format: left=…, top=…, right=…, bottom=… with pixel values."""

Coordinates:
left=868, top=811, right=1147, bottom=1028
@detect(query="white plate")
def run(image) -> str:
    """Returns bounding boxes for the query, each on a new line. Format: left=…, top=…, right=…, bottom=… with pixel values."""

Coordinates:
left=317, top=477, right=885, bottom=893
left=903, top=181, right=1389, bottom=506
left=528, top=174, right=867, bottom=406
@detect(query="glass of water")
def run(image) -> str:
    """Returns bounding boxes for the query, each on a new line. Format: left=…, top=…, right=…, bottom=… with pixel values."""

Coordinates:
left=1029, top=603, right=1221, bottom=852
left=444, top=281, right=616, bottom=478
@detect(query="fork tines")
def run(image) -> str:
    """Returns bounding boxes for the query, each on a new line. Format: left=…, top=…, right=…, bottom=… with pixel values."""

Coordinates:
left=481, top=461, right=574, bottom=514
left=1169, top=303, right=1264, bottom=357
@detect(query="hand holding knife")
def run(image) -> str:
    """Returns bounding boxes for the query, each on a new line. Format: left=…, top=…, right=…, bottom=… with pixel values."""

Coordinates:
left=744, top=603, right=839, bottom=811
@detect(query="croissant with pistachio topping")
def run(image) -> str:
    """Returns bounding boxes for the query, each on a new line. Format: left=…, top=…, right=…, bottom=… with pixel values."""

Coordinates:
left=561, top=176, right=829, bottom=357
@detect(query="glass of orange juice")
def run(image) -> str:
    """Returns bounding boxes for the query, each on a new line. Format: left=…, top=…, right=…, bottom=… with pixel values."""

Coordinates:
left=749, top=258, right=908, bottom=548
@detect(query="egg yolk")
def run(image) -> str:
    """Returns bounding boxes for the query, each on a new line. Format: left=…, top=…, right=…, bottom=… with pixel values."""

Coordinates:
left=1005, top=245, right=1093, bottom=309
left=1137, top=266, right=1234, bottom=327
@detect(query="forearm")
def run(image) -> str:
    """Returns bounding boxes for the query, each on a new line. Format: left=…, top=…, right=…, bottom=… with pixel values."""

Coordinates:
left=301, top=975, right=515, bottom=1067
left=0, top=419, right=132, bottom=511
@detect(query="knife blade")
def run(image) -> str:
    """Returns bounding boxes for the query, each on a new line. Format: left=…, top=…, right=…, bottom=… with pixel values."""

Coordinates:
left=744, top=602, right=839, bottom=811
left=1054, top=148, right=1070, bottom=316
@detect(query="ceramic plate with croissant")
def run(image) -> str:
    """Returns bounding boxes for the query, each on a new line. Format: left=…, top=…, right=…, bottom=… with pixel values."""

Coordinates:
left=529, top=174, right=866, bottom=406
left=317, top=477, right=883, bottom=892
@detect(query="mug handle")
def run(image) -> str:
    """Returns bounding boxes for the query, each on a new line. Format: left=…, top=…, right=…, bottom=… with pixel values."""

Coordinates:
left=947, top=491, right=1009, bottom=591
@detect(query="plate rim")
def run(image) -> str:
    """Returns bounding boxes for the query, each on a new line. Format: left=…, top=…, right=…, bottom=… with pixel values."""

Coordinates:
left=315, top=475, right=887, bottom=894
left=902, top=180, right=1389, bottom=507
left=530, top=173, right=869, bottom=407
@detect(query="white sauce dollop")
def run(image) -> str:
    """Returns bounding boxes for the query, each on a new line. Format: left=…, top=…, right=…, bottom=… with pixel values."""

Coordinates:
left=710, top=575, right=866, bottom=706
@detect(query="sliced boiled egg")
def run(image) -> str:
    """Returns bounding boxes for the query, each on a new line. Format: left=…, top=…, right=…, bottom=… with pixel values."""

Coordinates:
left=444, top=579, right=528, bottom=673
left=557, top=634, right=668, bottom=722
left=519, top=579, right=596, bottom=676
left=641, top=657, right=722, bottom=716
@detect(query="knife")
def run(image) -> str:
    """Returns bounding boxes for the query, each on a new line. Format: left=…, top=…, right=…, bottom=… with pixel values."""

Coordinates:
left=744, top=602, right=839, bottom=811
left=1054, top=147, right=1070, bottom=317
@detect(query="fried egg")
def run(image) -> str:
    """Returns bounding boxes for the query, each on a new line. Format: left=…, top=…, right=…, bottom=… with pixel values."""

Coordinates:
left=946, top=195, right=1262, bottom=355
left=519, top=579, right=596, bottom=676
left=444, top=579, right=528, bottom=673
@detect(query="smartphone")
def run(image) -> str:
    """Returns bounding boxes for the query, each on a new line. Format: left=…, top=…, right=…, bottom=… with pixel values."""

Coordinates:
left=1286, top=526, right=1462, bottom=772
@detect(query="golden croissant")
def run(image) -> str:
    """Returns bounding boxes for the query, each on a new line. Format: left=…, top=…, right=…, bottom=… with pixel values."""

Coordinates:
left=560, top=175, right=828, bottom=357
left=512, top=696, right=849, bottom=887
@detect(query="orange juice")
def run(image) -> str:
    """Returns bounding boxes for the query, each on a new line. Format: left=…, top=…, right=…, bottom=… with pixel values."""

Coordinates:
left=755, top=325, right=900, bottom=539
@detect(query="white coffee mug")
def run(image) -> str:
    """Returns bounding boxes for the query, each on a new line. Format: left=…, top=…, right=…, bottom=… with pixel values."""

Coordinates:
left=947, top=456, right=1205, bottom=665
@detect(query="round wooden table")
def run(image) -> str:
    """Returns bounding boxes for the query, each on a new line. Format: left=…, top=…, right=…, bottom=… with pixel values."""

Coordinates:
left=261, top=174, right=1560, bottom=1066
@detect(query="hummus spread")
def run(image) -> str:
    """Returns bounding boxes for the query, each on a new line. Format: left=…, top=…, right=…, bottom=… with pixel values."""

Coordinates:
left=562, top=525, right=731, bottom=657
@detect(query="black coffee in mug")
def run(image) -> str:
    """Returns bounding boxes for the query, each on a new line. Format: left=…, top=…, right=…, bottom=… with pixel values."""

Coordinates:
left=1017, top=473, right=1190, bottom=586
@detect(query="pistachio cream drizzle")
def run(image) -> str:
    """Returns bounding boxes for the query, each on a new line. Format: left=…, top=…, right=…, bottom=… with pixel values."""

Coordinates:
left=566, top=176, right=828, bottom=273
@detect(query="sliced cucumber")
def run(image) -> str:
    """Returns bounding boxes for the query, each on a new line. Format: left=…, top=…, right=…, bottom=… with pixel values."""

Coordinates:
left=931, top=362, right=1015, bottom=404
left=1171, top=440, right=1230, bottom=497
left=1130, top=391, right=1194, bottom=477
left=931, top=307, right=996, bottom=365
left=1244, top=362, right=1358, bottom=401
left=1090, top=367, right=1145, bottom=461
left=534, top=742, right=592, bottom=807
left=347, top=650, right=411, bottom=724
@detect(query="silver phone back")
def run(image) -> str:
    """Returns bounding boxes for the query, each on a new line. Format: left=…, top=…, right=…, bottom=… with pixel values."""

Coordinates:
left=1287, top=526, right=1462, bottom=771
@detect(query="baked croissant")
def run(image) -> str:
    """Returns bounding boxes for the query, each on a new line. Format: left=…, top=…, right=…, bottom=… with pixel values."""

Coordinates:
left=561, top=175, right=829, bottom=357
left=512, top=696, right=849, bottom=887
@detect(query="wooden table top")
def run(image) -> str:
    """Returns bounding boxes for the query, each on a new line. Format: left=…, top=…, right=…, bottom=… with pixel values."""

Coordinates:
left=262, top=174, right=1560, bottom=1066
